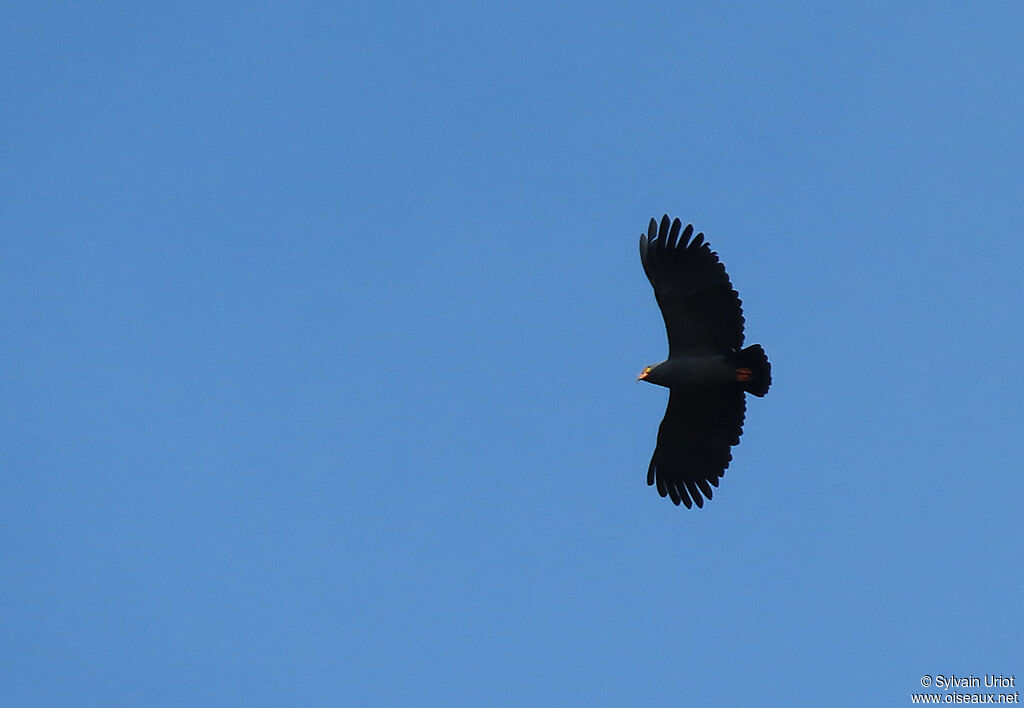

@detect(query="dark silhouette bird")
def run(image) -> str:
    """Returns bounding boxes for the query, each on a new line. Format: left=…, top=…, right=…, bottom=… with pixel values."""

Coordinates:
left=638, top=215, right=771, bottom=508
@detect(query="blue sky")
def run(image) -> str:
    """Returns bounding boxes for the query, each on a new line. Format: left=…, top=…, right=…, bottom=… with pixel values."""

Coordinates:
left=3, top=2, right=1023, bottom=705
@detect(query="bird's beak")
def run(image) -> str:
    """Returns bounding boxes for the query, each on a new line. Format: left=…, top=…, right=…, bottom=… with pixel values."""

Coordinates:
left=636, top=370, right=648, bottom=381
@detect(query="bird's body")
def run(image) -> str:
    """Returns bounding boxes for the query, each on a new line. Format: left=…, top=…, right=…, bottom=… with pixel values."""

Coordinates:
left=638, top=355, right=737, bottom=389
left=638, top=215, right=771, bottom=508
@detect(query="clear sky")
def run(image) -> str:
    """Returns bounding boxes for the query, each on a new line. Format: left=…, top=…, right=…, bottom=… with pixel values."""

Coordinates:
left=3, top=2, right=1023, bottom=706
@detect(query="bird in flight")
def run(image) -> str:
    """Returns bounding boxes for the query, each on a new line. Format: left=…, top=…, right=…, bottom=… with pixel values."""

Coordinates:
left=638, top=215, right=771, bottom=508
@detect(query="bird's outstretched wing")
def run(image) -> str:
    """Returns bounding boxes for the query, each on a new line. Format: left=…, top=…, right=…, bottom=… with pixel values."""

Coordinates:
left=647, top=389, right=747, bottom=508
left=639, top=215, right=745, bottom=356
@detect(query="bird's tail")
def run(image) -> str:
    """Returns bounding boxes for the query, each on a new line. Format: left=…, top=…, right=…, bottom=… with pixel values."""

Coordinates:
left=728, top=344, right=771, bottom=397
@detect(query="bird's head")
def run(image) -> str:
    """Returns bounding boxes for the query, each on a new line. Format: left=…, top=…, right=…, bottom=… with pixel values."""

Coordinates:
left=636, top=363, right=666, bottom=385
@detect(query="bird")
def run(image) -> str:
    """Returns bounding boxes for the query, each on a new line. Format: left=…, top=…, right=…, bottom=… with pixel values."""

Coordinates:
left=637, top=215, right=771, bottom=508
